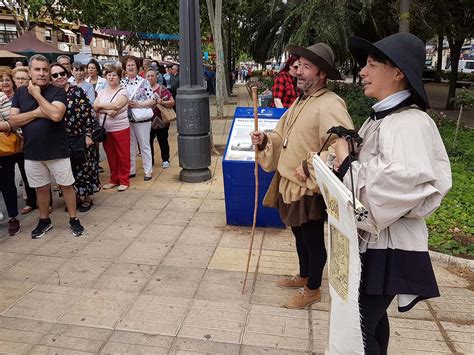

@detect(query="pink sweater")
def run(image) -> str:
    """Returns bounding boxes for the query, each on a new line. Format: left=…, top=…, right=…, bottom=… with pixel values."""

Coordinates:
left=96, top=88, right=129, bottom=132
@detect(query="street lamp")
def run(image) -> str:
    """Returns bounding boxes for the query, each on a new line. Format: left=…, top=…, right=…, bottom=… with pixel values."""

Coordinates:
left=177, top=0, right=211, bottom=183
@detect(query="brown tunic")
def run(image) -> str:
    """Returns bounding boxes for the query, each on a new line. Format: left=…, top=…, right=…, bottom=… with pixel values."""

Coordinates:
left=258, top=88, right=354, bottom=226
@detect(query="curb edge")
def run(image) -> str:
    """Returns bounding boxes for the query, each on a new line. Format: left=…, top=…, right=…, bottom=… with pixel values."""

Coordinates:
left=429, top=250, right=474, bottom=271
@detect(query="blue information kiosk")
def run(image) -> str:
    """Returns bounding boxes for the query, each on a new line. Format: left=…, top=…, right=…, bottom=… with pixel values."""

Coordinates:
left=222, top=107, right=287, bottom=228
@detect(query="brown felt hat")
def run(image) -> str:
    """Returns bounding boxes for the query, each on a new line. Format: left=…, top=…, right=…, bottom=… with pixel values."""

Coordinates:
left=286, top=43, right=343, bottom=80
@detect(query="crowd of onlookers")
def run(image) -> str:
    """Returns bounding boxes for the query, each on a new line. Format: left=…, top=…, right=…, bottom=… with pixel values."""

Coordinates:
left=0, top=54, right=180, bottom=239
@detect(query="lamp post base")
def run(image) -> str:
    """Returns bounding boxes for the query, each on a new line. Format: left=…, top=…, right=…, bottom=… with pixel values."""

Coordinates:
left=179, top=168, right=212, bottom=183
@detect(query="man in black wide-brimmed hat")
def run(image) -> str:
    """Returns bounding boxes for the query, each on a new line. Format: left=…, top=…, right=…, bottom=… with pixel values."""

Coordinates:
left=333, top=33, right=452, bottom=354
left=251, top=43, right=354, bottom=309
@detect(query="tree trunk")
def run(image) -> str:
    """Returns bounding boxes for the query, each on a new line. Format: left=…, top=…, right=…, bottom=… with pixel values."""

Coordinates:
left=434, top=34, right=443, bottom=83
left=446, top=37, right=463, bottom=109
left=398, top=0, right=410, bottom=33
left=212, top=0, right=228, bottom=119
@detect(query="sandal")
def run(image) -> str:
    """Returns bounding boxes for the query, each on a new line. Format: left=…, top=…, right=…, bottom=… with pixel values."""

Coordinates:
left=78, top=200, right=93, bottom=213
left=21, top=206, right=34, bottom=214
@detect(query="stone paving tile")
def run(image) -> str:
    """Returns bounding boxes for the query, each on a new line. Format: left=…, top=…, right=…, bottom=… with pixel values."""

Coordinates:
left=162, top=244, right=216, bottom=269
left=117, top=294, right=191, bottom=336
left=33, top=237, right=90, bottom=258
left=0, top=233, right=56, bottom=255
left=4, top=285, right=84, bottom=323
left=0, top=339, right=33, bottom=354
left=136, top=224, right=184, bottom=244
left=77, top=238, right=133, bottom=261
left=98, top=221, right=147, bottom=240
left=432, top=265, right=470, bottom=288
left=218, top=228, right=265, bottom=249
left=58, top=289, right=137, bottom=330
left=195, top=270, right=251, bottom=302
left=176, top=226, right=224, bottom=246
left=42, top=257, right=112, bottom=288
left=241, top=345, right=309, bottom=354
left=119, top=240, right=171, bottom=265
left=153, top=209, right=196, bottom=226
left=2, top=254, right=66, bottom=283
left=99, top=191, right=144, bottom=208
left=243, top=304, right=310, bottom=352
left=119, top=206, right=162, bottom=224
left=170, top=337, right=241, bottom=354
left=38, top=324, right=112, bottom=354
left=198, top=198, right=226, bottom=213
left=100, top=342, right=169, bottom=354
left=132, top=193, right=173, bottom=210
left=143, top=265, right=205, bottom=298
left=0, top=279, right=36, bottom=313
left=208, top=246, right=298, bottom=275
left=164, top=197, right=203, bottom=212
left=388, top=337, right=451, bottom=352
left=179, top=299, right=248, bottom=344
left=189, top=211, right=227, bottom=228
left=0, top=251, right=25, bottom=272
left=0, top=316, right=52, bottom=347
left=92, top=262, right=157, bottom=293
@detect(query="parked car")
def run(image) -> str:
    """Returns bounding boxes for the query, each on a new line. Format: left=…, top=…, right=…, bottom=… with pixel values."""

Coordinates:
left=445, top=59, right=474, bottom=74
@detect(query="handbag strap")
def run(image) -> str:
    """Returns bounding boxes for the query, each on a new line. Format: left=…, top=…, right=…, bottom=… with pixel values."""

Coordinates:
left=101, top=88, right=124, bottom=127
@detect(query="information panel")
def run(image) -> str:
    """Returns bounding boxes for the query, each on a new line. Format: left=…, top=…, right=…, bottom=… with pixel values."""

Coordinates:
left=224, top=118, right=279, bottom=161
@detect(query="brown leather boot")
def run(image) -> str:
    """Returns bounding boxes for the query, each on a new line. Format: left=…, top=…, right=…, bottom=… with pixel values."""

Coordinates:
left=284, top=286, right=321, bottom=309
left=276, top=274, right=308, bottom=288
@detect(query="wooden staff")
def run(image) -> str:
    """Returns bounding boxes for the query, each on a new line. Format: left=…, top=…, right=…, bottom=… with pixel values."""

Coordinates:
left=242, top=86, right=259, bottom=294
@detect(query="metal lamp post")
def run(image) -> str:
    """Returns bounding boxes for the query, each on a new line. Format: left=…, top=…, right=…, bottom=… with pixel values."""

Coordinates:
left=177, top=0, right=211, bottom=183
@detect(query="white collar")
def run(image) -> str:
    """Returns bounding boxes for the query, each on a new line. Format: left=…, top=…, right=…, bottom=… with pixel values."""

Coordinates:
left=372, top=90, right=411, bottom=112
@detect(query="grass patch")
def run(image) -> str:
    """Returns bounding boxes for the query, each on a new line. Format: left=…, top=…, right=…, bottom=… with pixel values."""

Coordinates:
left=331, top=82, right=473, bottom=259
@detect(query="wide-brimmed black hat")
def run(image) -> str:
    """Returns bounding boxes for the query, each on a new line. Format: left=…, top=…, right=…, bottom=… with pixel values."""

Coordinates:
left=287, top=43, right=343, bottom=80
left=348, top=33, right=429, bottom=109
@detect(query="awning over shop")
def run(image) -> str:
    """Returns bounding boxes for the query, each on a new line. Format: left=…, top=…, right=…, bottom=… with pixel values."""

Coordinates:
left=0, top=50, right=26, bottom=58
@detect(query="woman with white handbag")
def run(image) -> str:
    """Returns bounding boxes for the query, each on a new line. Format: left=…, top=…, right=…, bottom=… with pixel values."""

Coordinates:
left=121, top=56, right=156, bottom=181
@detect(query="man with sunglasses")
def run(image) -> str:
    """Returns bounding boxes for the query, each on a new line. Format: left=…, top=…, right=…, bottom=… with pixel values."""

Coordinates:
left=9, top=54, right=85, bottom=238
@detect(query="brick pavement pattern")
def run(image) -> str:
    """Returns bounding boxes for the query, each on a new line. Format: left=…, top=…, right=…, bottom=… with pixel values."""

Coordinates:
left=0, top=84, right=472, bottom=354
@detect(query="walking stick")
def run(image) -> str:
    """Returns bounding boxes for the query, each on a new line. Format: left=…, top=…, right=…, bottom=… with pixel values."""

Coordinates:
left=242, top=86, right=259, bottom=294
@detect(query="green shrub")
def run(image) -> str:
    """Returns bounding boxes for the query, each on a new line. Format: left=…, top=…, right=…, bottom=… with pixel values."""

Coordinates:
left=328, top=81, right=376, bottom=128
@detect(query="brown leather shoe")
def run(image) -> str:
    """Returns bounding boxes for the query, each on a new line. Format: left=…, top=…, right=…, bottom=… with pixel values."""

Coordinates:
left=276, top=274, right=308, bottom=288
left=284, top=286, right=321, bottom=309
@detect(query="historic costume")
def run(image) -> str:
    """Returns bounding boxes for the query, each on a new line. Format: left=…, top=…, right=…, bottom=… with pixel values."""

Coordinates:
left=336, top=32, right=452, bottom=354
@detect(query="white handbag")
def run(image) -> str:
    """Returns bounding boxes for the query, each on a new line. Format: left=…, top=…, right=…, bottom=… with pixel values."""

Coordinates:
left=129, top=80, right=154, bottom=122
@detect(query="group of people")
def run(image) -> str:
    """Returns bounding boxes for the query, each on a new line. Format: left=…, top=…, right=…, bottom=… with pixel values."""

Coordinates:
left=251, top=33, right=451, bottom=355
left=0, top=54, right=178, bottom=240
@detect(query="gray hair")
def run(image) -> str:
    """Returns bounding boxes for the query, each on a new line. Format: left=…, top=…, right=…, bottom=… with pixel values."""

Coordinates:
left=29, top=54, right=49, bottom=67
left=56, top=55, right=71, bottom=63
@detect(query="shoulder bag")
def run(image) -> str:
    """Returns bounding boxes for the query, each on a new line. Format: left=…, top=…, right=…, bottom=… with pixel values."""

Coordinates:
left=92, top=88, right=124, bottom=143
left=129, top=80, right=154, bottom=122
left=0, top=127, right=23, bottom=157
left=155, top=85, right=176, bottom=124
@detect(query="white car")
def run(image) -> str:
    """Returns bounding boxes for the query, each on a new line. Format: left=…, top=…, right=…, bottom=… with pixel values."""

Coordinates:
left=446, top=59, right=474, bottom=74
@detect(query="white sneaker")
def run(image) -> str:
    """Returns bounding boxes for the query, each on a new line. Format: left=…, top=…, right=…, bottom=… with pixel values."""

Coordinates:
left=162, top=161, right=170, bottom=168
left=103, top=183, right=118, bottom=189
left=0, top=211, right=4, bottom=222
left=117, top=185, right=128, bottom=192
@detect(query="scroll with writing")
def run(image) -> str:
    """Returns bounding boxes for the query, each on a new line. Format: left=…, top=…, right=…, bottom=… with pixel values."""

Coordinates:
left=312, top=154, right=364, bottom=355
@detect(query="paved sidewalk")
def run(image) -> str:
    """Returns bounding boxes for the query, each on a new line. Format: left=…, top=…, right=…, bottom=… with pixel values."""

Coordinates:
left=0, top=84, right=472, bottom=354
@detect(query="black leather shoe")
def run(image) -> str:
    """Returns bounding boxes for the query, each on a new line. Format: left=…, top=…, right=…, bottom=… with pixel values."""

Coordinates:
left=144, top=175, right=152, bottom=181
left=129, top=174, right=136, bottom=178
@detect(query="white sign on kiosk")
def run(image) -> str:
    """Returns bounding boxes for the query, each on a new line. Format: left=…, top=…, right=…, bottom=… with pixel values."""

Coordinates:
left=224, top=118, right=279, bottom=161
left=312, top=154, right=364, bottom=355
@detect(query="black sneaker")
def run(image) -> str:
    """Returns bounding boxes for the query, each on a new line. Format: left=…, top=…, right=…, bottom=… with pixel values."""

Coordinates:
left=31, top=218, right=52, bottom=239
left=69, top=218, right=84, bottom=237
left=8, top=218, right=20, bottom=236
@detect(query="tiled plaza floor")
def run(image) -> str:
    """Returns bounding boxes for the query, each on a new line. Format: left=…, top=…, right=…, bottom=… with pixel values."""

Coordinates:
left=0, top=84, right=472, bottom=354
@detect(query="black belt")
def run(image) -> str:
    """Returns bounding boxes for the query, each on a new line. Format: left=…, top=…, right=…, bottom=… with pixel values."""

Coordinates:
left=131, top=119, right=152, bottom=124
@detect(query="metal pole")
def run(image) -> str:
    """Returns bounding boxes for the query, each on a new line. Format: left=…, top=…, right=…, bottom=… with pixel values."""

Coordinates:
left=177, top=0, right=211, bottom=183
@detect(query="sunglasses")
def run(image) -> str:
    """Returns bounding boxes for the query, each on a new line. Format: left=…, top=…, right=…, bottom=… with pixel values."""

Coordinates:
left=51, top=71, right=67, bottom=79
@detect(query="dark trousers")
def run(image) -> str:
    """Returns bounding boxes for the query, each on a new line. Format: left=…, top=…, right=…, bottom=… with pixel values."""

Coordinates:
left=150, top=126, right=170, bottom=164
left=291, top=218, right=327, bottom=290
left=15, top=153, right=37, bottom=208
left=0, top=155, right=18, bottom=218
left=359, top=293, right=395, bottom=355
